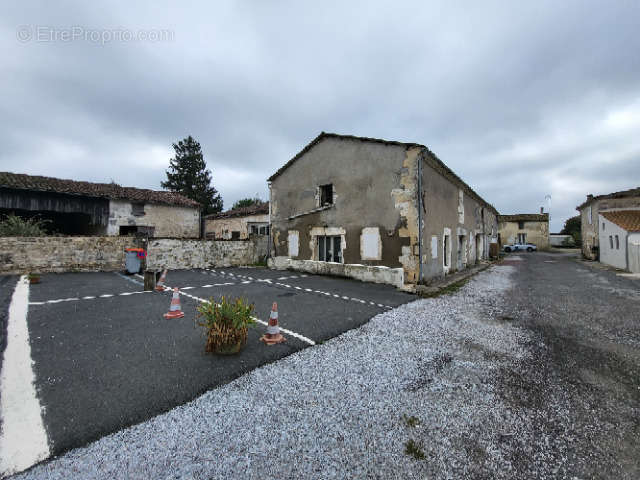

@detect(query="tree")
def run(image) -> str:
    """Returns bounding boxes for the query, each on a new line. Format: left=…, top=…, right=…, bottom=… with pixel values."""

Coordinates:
left=232, top=197, right=262, bottom=210
left=161, top=136, right=223, bottom=215
left=560, top=215, right=581, bottom=246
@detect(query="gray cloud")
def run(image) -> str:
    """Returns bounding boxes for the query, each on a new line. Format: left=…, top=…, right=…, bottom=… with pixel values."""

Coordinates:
left=1, top=0, right=639, bottom=228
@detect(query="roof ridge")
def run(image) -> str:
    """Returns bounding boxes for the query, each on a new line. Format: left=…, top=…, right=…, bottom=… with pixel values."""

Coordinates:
left=0, top=171, right=200, bottom=208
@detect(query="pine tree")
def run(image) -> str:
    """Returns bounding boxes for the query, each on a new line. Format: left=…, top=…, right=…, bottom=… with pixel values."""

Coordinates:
left=161, top=136, right=223, bottom=215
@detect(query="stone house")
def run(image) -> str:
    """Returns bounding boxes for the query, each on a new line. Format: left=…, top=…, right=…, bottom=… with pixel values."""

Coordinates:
left=267, top=132, right=498, bottom=289
left=204, top=202, right=269, bottom=240
left=597, top=210, right=640, bottom=273
left=0, top=172, right=200, bottom=238
left=577, top=187, right=640, bottom=260
left=497, top=212, right=549, bottom=249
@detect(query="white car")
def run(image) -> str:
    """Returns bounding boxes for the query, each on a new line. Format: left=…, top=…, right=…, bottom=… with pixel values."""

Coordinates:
left=504, top=243, right=537, bottom=253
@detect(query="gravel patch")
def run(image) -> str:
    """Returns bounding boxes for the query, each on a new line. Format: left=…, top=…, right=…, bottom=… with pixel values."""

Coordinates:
left=15, top=265, right=543, bottom=479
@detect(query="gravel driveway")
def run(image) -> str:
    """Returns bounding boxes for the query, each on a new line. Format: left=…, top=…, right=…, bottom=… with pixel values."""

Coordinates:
left=13, top=254, right=640, bottom=479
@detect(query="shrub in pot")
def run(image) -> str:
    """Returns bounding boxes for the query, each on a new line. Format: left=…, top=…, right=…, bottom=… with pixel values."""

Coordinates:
left=197, top=296, right=255, bottom=354
left=28, top=273, right=41, bottom=284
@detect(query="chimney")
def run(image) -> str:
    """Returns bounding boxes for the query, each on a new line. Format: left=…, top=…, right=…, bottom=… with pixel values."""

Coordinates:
left=587, top=194, right=593, bottom=201
left=540, top=207, right=544, bottom=214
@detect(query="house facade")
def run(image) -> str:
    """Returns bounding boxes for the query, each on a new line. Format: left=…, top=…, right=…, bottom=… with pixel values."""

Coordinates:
left=577, top=187, right=640, bottom=260
left=497, top=212, right=549, bottom=249
left=204, top=202, right=269, bottom=240
left=0, top=172, right=200, bottom=238
left=597, top=210, right=640, bottom=272
left=268, top=133, right=498, bottom=289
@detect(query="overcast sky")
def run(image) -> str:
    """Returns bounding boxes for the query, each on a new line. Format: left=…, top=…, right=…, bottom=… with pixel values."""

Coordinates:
left=2, top=1, right=639, bottom=231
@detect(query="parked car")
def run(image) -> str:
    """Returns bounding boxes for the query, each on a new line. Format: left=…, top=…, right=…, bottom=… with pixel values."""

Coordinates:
left=504, top=243, right=537, bottom=253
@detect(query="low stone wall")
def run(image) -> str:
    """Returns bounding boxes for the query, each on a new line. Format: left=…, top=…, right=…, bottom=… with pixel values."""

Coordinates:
left=268, top=256, right=404, bottom=288
left=0, top=236, right=269, bottom=274
left=0, top=236, right=141, bottom=274
left=145, top=236, right=268, bottom=270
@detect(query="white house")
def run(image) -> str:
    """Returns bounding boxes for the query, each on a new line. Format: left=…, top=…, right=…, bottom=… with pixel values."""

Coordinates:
left=598, top=210, right=640, bottom=273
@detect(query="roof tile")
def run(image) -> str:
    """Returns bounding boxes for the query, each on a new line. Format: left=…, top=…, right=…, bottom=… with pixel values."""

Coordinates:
left=0, top=171, right=200, bottom=208
left=601, top=210, right=640, bottom=232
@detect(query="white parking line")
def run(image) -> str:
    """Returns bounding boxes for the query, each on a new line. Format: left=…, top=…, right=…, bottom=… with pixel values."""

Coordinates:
left=160, top=282, right=316, bottom=346
left=0, top=276, right=50, bottom=477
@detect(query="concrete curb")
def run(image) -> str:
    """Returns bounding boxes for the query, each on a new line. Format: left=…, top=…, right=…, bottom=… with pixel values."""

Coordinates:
left=415, top=261, right=493, bottom=296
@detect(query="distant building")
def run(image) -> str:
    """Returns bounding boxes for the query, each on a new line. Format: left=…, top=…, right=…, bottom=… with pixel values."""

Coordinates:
left=597, top=210, right=640, bottom=273
left=0, top=172, right=200, bottom=238
left=497, top=212, right=549, bottom=249
left=577, top=187, right=640, bottom=260
left=204, top=202, right=269, bottom=240
left=268, top=132, right=498, bottom=288
left=549, top=234, right=575, bottom=247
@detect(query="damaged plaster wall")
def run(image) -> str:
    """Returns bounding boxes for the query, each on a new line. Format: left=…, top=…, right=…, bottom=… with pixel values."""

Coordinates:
left=391, top=146, right=421, bottom=284
left=107, top=200, right=200, bottom=238
left=419, top=153, right=498, bottom=283
left=269, top=136, right=411, bottom=277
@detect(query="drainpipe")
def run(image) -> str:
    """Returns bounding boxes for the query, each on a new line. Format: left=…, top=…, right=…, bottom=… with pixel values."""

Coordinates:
left=417, top=152, right=423, bottom=283
left=267, top=181, right=272, bottom=262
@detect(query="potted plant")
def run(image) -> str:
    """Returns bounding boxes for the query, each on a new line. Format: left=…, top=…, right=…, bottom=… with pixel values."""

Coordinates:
left=28, top=273, right=41, bottom=284
left=196, top=296, right=255, bottom=354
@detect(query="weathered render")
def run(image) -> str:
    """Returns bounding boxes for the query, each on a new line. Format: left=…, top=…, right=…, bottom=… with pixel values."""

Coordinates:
left=0, top=171, right=200, bottom=238
left=204, top=202, right=269, bottom=240
left=577, top=187, right=640, bottom=260
left=497, top=213, right=549, bottom=250
left=268, top=133, right=498, bottom=289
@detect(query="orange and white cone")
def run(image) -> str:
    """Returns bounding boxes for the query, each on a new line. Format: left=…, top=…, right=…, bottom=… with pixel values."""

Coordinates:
left=163, top=287, right=185, bottom=319
left=260, top=302, right=286, bottom=345
left=155, top=269, right=168, bottom=292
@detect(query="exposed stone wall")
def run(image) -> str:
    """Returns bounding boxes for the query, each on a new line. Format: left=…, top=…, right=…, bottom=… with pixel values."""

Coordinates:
left=0, top=236, right=141, bottom=274
left=146, top=236, right=268, bottom=270
left=205, top=213, right=269, bottom=240
left=107, top=200, right=200, bottom=238
left=0, top=236, right=268, bottom=274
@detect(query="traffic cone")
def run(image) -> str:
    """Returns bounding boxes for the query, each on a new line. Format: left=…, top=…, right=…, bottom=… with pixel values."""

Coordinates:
left=155, top=269, right=168, bottom=292
left=260, top=302, right=286, bottom=345
left=163, top=288, right=185, bottom=319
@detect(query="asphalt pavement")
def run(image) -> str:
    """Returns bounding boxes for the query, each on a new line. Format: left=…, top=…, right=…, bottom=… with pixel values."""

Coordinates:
left=18, top=267, right=413, bottom=458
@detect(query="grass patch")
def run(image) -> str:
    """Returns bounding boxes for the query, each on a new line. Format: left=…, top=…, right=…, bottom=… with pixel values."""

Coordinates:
left=404, top=439, right=426, bottom=460
left=402, top=414, right=420, bottom=428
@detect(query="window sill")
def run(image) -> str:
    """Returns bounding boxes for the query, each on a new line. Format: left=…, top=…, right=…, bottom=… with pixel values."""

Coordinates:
left=288, top=204, right=334, bottom=220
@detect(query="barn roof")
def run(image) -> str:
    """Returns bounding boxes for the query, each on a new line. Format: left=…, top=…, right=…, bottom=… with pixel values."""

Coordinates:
left=0, top=171, right=200, bottom=208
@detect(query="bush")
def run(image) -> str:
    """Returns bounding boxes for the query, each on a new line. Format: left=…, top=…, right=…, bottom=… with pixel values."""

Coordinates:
left=196, top=296, right=255, bottom=353
left=0, top=214, right=50, bottom=237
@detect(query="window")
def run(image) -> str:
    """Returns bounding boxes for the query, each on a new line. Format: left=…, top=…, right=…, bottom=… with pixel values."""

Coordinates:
left=587, top=206, right=592, bottom=224
left=320, top=184, right=333, bottom=206
left=318, top=235, right=342, bottom=262
left=615, top=235, right=619, bottom=250
left=609, top=236, right=613, bottom=249
left=250, top=224, right=270, bottom=235
left=443, top=234, right=450, bottom=267
left=517, top=233, right=527, bottom=244
left=518, top=221, right=525, bottom=230
left=131, top=202, right=145, bottom=217
left=231, top=231, right=240, bottom=240
left=119, top=225, right=138, bottom=235
left=602, top=222, right=605, bottom=231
